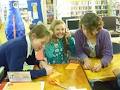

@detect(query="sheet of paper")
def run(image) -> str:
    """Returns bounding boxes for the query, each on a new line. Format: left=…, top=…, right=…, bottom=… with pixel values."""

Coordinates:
left=23, top=62, right=34, bottom=71
left=48, top=70, right=61, bottom=85
left=7, top=72, right=31, bottom=82
left=40, top=81, right=45, bottom=90
left=49, top=70, right=62, bottom=78
left=68, top=86, right=87, bottom=90
left=3, top=82, right=40, bottom=90
left=85, top=69, right=114, bottom=81
left=65, top=63, right=79, bottom=69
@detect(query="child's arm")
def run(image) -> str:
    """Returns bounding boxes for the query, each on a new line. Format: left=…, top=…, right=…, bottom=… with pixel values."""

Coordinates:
left=30, top=65, right=53, bottom=79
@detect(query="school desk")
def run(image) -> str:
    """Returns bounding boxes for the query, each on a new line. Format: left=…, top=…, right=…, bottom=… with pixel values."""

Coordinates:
left=33, top=64, right=91, bottom=90
left=84, top=54, right=120, bottom=82
left=1, top=64, right=91, bottom=90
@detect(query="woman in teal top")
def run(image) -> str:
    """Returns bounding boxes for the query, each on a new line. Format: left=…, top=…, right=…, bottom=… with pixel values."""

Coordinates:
left=44, top=20, right=75, bottom=64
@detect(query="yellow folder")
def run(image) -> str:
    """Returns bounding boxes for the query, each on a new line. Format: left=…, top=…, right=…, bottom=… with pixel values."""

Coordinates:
left=3, top=82, right=41, bottom=90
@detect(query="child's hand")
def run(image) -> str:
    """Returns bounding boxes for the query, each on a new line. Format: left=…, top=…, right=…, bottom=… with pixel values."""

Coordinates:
left=65, top=28, right=71, bottom=38
left=44, top=65, right=53, bottom=75
left=39, top=58, right=48, bottom=68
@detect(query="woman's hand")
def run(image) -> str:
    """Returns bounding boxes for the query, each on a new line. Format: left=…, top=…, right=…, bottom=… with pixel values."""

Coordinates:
left=92, top=62, right=102, bottom=72
left=84, top=58, right=92, bottom=70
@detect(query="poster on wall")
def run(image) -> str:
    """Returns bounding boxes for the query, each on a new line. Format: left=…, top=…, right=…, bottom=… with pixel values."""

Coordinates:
left=32, top=3, right=39, bottom=19
left=27, top=0, right=43, bottom=24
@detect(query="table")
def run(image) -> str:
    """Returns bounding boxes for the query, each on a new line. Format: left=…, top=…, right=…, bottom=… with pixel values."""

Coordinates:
left=34, top=64, right=91, bottom=90
left=1, top=64, right=91, bottom=90
left=84, top=54, right=120, bottom=81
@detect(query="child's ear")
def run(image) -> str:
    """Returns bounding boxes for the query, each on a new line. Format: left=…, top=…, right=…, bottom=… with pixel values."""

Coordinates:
left=31, top=33, right=36, bottom=40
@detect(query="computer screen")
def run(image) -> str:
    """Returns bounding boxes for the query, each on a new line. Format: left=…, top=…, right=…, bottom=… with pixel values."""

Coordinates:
left=62, top=17, right=80, bottom=31
left=102, top=16, right=116, bottom=31
left=66, top=19, right=80, bottom=31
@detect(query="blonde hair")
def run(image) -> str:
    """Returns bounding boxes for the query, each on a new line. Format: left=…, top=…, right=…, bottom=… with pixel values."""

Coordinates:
left=49, top=20, right=66, bottom=32
left=50, top=19, right=69, bottom=56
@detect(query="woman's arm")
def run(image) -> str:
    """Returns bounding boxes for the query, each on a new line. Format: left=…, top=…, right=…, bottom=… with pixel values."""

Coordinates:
left=74, top=31, right=88, bottom=59
left=100, top=31, right=113, bottom=67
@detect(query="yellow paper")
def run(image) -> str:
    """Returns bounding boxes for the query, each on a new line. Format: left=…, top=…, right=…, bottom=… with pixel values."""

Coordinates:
left=3, top=82, right=40, bottom=90
left=79, top=88, right=87, bottom=90
left=49, top=70, right=62, bottom=78
left=48, top=70, right=61, bottom=85
left=85, top=69, right=114, bottom=81
left=65, top=63, right=79, bottom=69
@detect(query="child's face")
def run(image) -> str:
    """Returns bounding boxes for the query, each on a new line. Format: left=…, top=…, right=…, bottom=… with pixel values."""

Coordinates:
left=82, top=25, right=98, bottom=38
left=31, top=36, right=49, bottom=51
left=54, top=24, right=66, bottom=39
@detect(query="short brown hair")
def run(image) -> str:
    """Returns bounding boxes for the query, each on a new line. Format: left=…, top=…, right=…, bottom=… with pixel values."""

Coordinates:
left=80, top=13, right=104, bottom=31
left=29, top=24, right=52, bottom=38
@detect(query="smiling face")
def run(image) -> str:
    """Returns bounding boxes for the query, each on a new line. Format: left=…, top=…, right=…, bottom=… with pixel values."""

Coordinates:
left=53, top=24, right=66, bottom=39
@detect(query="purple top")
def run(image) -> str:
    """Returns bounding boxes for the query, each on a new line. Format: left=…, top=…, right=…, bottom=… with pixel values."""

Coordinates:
left=74, top=29, right=113, bottom=67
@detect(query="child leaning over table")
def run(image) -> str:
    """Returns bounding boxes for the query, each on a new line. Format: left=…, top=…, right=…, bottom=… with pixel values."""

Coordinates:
left=44, top=20, right=76, bottom=64
left=74, top=13, right=113, bottom=72
left=0, top=24, right=53, bottom=79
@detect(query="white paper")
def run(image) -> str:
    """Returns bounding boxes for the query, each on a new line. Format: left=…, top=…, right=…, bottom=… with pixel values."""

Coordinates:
left=7, top=71, right=31, bottom=82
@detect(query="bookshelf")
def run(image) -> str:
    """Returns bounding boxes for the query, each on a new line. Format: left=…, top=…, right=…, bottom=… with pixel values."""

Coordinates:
left=70, top=1, right=94, bottom=17
left=116, top=16, right=120, bottom=32
left=95, top=0, right=109, bottom=16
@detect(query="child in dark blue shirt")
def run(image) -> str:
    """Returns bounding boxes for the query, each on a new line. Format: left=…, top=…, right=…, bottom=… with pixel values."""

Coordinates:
left=0, top=24, right=53, bottom=80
